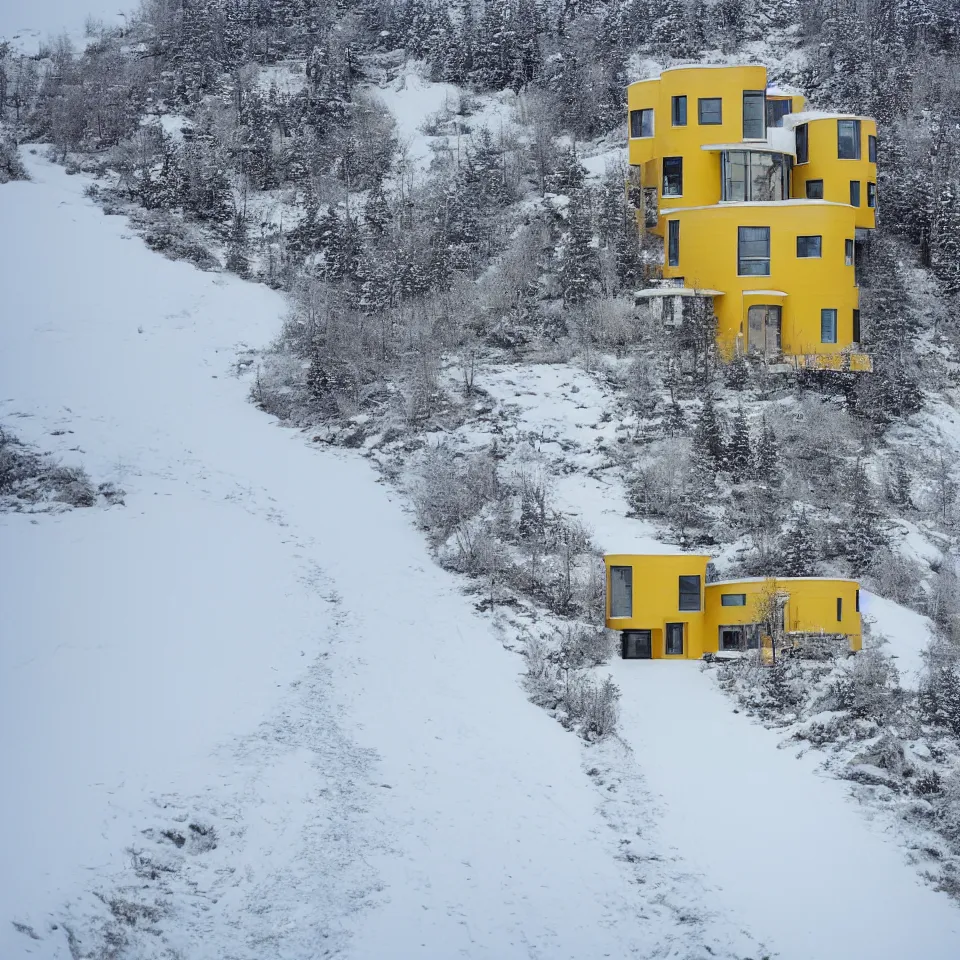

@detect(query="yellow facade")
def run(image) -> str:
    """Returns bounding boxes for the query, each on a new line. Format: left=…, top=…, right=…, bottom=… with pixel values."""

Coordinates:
left=605, top=554, right=862, bottom=660
left=627, top=65, right=877, bottom=368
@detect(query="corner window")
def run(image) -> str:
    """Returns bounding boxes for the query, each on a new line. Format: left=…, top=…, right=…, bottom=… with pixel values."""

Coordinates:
left=853, top=308, right=861, bottom=342
left=698, top=97, right=722, bottom=125
left=738, top=226, right=771, bottom=276
left=796, top=235, right=822, bottom=258
left=721, top=593, right=747, bottom=606
left=668, top=219, right=680, bottom=267
left=743, top=90, right=766, bottom=139
left=845, top=239, right=855, bottom=266
left=665, top=622, right=685, bottom=655
left=821, top=308, right=838, bottom=344
left=630, top=108, right=654, bottom=139
left=795, top=122, right=808, bottom=164
left=663, top=157, right=683, bottom=197
left=867, top=182, right=876, bottom=208
left=838, top=119, right=861, bottom=159
left=850, top=180, right=861, bottom=207
left=679, top=575, right=701, bottom=611
left=672, top=95, right=687, bottom=126
left=837, top=597, right=843, bottom=621
left=610, top=565, right=633, bottom=618
left=805, top=179, right=824, bottom=200
left=868, top=135, right=877, bottom=163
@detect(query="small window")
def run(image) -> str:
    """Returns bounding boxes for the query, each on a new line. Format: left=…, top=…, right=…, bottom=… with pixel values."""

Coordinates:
left=795, top=122, right=809, bottom=164
left=856, top=589, right=860, bottom=612
left=667, top=219, right=680, bottom=267
left=721, top=593, right=747, bottom=606
left=672, top=95, right=687, bottom=126
left=837, top=597, right=843, bottom=622
left=867, top=182, right=876, bottom=208
left=743, top=90, right=766, bottom=139
left=698, top=97, right=722, bottom=125
left=663, top=157, right=683, bottom=197
left=738, top=226, right=771, bottom=276
left=868, top=135, right=877, bottom=163
left=665, top=622, right=685, bottom=655
left=805, top=179, right=823, bottom=200
left=796, top=235, right=822, bottom=258
left=679, top=575, right=701, bottom=611
left=610, top=565, right=633, bottom=618
left=845, top=239, right=855, bottom=266
left=766, top=99, right=792, bottom=128
left=853, top=308, right=861, bottom=343
left=838, top=119, right=861, bottom=159
left=630, top=108, right=654, bottom=139
left=850, top=180, right=861, bottom=207
left=821, top=308, right=838, bottom=344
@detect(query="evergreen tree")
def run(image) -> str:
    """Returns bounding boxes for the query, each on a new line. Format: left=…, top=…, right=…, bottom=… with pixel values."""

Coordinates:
left=932, top=179, right=960, bottom=297
left=780, top=507, right=820, bottom=576
left=726, top=405, right=752, bottom=480
left=225, top=213, right=251, bottom=277
left=557, top=195, right=600, bottom=303
left=844, top=460, right=889, bottom=573
left=693, top=393, right=726, bottom=469
left=754, top=415, right=781, bottom=487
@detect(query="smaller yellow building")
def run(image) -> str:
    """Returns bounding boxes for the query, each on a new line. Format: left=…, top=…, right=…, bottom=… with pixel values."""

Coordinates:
left=605, top=553, right=861, bottom=659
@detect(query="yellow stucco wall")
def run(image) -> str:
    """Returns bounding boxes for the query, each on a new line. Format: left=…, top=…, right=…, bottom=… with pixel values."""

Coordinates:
left=605, top=556, right=862, bottom=659
left=661, top=201, right=860, bottom=357
left=787, top=115, right=878, bottom=230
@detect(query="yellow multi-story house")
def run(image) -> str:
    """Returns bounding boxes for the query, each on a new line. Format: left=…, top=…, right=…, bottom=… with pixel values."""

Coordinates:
left=604, top=553, right=862, bottom=660
left=627, top=65, right=877, bottom=371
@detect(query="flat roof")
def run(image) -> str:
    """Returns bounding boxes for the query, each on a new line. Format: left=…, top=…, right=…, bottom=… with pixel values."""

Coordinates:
left=742, top=289, right=788, bottom=297
left=783, top=111, right=874, bottom=128
left=700, top=142, right=795, bottom=156
left=708, top=577, right=860, bottom=586
left=660, top=199, right=850, bottom=213
left=635, top=287, right=724, bottom=298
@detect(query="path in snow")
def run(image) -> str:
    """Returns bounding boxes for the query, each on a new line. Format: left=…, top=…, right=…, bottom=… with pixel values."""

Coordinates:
left=613, top=661, right=960, bottom=959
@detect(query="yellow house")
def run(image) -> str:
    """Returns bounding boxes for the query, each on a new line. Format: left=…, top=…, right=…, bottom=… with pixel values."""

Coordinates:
left=627, top=65, right=877, bottom=370
left=605, top=553, right=862, bottom=660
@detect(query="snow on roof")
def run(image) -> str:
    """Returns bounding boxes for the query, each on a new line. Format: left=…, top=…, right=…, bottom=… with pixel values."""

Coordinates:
left=708, top=577, right=860, bottom=586
left=662, top=199, right=850, bottom=213
left=700, top=142, right=795, bottom=156
left=635, top=287, right=724, bottom=298
left=660, top=63, right=766, bottom=75
left=783, top=111, right=873, bottom=129
left=742, top=289, right=788, bottom=297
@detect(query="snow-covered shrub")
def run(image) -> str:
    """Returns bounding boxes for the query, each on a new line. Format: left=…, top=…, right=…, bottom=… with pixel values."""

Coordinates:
left=560, top=673, right=620, bottom=740
left=558, top=624, right=615, bottom=669
left=920, top=638, right=960, bottom=738
left=866, top=546, right=927, bottom=607
left=936, top=767, right=960, bottom=846
left=0, top=131, right=27, bottom=183
left=412, top=447, right=499, bottom=542
left=49, top=466, right=97, bottom=507
left=522, top=635, right=560, bottom=709
left=820, top=647, right=904, bottom=725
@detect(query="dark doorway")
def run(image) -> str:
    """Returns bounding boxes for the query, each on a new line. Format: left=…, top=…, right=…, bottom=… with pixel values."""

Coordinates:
left=622, top=630, right=652, bottom=659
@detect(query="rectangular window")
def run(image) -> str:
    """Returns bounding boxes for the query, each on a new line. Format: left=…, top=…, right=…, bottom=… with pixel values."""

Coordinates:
left=630, top=108, right=654, bottom=139
left=795, top=122, right=808, bottom=164
left=845, top=239, right=855, bottom=266
left=610, top=565, right=633, bottom=618
left=867, top=182, right=876, bottom=208
left=766, top=99, right=792, bottom=128
left=679, top=575, right=701, bottom=611
left=796, top=235, right=822, bottom=258
left=805, top=179, right=824, bottom=200
left=821, top=308, right=838, bottom=344
left=743, top=90, right=766, bottom=139
left=837, top=598, right=843, bottom=622
left=838, top=119, right=861, bottom=159
left=850, top=180, right=861, bottom=207
left=853, top=308, right=861, bottom=342
left=721, top=593, right=747, bottom=606
left=868, top=135, right=877, bottom=163
left=722, top=150, right=748, bottom=202
left=667, top=219, right=680, bottom=267
left=665, top=622, right=685, bottom=655
left=698, top=97, right=722, bottom=125
left=663, top=157, right=683, bottom=197
left=738, top=226, right=771, bottom=276
left=856, top=589, right=860, bottom=612
left=671, top=95, right=687, bottom=126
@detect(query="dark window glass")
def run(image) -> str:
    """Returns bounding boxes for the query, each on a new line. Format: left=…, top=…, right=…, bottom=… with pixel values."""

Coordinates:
left=698, top=97, right=722, bottom=124
left=796, top=235, right=822, bottom=258
left=856, top=589, right=860, bottom=612
left=721, top=593, right=747, bottom=606
left=853, top=309, right=861, bottom=342
left=868, top=135, right=877, bottom=163
left=867, top=182, right=876, bottom=208
left=850, top=180, right=861, bottom=207
left=845, top=239, right=855, bottom=266
left=795, top=123, right=808, bottom=164
left=805, top=179, right=824, bottom=200
left=663, top=156, right=683, bottom=197
left=668, top=219, right=680, bottom=267
left=610, top=565, right=633, bottom=618
left=679, top=575, right=701, bottom=611
left=665, top=622, right=685, bottom=655
left=630, top=108, right=654, bottom=138
left=766, top=99, right=792, bottom=128
left=838, top=119, right=861, bottom=159
left=821, top=308, right=838, bottom=343
left=672, top=95, right=687, bottom=126
left=738, top=226, right=771, bottom=276
left=743, top=90, right=766, bottom=139
left=837, top=598, right=843, bottom=621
